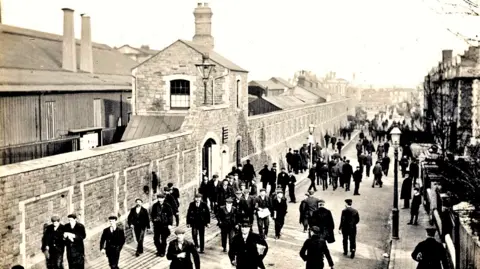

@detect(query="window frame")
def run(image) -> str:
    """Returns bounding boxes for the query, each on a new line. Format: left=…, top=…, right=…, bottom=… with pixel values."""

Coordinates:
left=169, top=79, right=191, bottom=110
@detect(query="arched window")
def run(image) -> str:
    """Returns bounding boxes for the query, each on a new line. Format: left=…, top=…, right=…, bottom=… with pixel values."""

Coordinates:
left=170, top=79, right=190, bottom=109
left=236, top=79, right=241, bottom=108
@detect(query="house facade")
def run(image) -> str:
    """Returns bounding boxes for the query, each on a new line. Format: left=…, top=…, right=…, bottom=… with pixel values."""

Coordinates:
left=116, top=44, right=159, bottom=63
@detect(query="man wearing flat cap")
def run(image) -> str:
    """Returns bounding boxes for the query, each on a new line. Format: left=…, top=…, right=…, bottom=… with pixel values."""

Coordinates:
left=255, top=189, right=272, bottom=240
left=63, top=214, right=86, bottom=269
left=411, top=228, right=447, bottom=269
left=166, top=228, right=200, bottom=269
left=300, top=226, right=334, bottom=269
left=339, top=199, right=359, bottom=259
left=309, top=200, right=335, bottom=243
left=186, top=193, right=210, bottom=253
left=100, top=216, right=125, bottom=269
left=128, top=198, right=150, bottom=257
left=217, top=197, right=239, bottom=252
left=41, top=216, right=65, bottom=269
left=271, top=190, right=288, bottom=239
left=233, top=190, right=249, bottom=223
left=229, top=223, right=268, bottom=269
left=151, top=193, right=174, bottom=257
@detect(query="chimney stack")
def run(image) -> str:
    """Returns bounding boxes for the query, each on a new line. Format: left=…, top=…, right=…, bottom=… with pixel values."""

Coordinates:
left=193, top=2, right=214, bottom=50
left=442, top=50, right=453, bottom=63
left=80, top=14, right=93, bottom=73
left=62, top=8, right=77, bottom=72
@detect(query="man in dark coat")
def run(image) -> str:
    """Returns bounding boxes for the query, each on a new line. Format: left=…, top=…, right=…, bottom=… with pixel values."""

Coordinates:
left=41, top=216, right=65, bottom=269
left=243, top=160, right=256, bottom=188
left=372, top=162, right=383, bottom=188
left=302, top=190, right=320, bottom=232
left=353, top=166, right=363, bottom=195
left=318, top=162, right=329, bottom=191
left=411, top=228, right=447, bottom=269
left=408, top=188, right=422, bottom=225
left=164, top=187, right=180, bottom=227
left=233, top=190, right=249, bottom=223
left=268, top=164, right=278, bottom=196
left=259, top=165, right=270, bottom=190
left=381, top=155, right=390, bottom=176
left=217, top=179, right=234, bottom=208
left=168, top=182, right=181, bottom=225
left=63, top=214, right=86, bottom=269
left=287, top=170, right=297, bottom=203
left=400, top=156, right=409, bottom=178
left=100, top=216, right=125, bottom=269
left=307, top=163, right=317, bottom=192
left=400, top=177, right=413, bottom=209
left=336, top=139, right=345, bottom=155
left=299, top=193, right=310, bottom=232
left=324, top=133, right=331, bottom=148
left=229, top=223, right=268, bottom=269
left=384, top=141, right=390, bottom=157
left=127, top=198, right=151, bottom=256
left=208, top=175, right=221, bottom=214
left=186, top=193, right=211, bottom=253
left=293, top=150, right=302, bottom=174
left=365, top=152, right=373, bottom=177
left=342, top=160, right=354, bottom=191
left=286, top=148, right=294, bottom=172
left=255, top=189, right=272, bottom=239
left=308, top=199, right=335, bottom=243
left=151, top=193, right=174, bottom=257
left=330, top=136, right=337, bottom=150
left=166, top=228, right=200, bottom=269
left=271, top=190, right=288, bottom=239
left=217, top=198, right=239, bottom=252
left=277, top=167, right=289, bottom=194
left=409, top=159, right=420, bottom=185
left=339, top=199, right=360, bottom=258
left=300, top=226, right=334, bottom=269
left=241, top=189, right=256, bottom=225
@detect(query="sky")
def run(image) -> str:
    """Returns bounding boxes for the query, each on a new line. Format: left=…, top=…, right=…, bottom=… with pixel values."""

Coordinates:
left=2, top=0, right=479, bottom=88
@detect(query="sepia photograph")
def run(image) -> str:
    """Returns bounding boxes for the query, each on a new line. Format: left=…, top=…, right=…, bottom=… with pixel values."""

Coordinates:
left=0, top=0, right=479, bottom=268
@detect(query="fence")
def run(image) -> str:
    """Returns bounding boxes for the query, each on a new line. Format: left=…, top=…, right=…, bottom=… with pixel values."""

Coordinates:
left=0, top=136, right=80, bottom=166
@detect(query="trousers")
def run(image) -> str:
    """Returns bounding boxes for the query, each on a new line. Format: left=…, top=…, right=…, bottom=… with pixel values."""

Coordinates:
left=106, top=247, right=122, bottom=269
left=191, top=225, right=206, bottom=250
left=274, top=217, right=285, bottom=237
left=153, top=224, right=170, bottom=255
left=133, top=227, right=146, bottom=254
left=342, top=229, right=357, bottom=253
left=45, top=250, right=64, bottom=269
left=257, top=216, right=270, bottom=238
left=220, top=227, right=235, bottom=249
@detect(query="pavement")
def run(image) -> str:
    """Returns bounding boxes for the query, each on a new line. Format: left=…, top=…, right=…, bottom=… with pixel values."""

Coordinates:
left=89, top=130, right=399, bottom=269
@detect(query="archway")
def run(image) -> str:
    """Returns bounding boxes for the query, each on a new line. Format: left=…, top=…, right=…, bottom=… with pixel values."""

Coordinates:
left=202, top=138, right=217, bottom=180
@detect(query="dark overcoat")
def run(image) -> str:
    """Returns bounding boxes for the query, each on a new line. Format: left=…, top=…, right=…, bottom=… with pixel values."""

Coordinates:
left=228, top=232, right=268, bottom=269
left=166, top=239, right=200, bottom=269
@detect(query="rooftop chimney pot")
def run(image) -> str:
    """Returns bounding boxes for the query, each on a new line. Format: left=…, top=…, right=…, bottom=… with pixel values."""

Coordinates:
left=80, top=13, right=93, bottom=73
left=62, top=8, right=77, bottom=72
left=193, top=2, right=214, bottom=50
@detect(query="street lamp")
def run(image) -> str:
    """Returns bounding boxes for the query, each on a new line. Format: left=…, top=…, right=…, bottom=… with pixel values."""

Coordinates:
left=308, top=124, right=315, bottom=167
left=390, top=126, right=402, bottom=240
left=195, top=53, right=216, bottom=105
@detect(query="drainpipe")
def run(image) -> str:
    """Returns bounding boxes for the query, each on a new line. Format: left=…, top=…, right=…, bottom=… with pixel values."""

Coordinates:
left=213, top=69, right=230, bottom=105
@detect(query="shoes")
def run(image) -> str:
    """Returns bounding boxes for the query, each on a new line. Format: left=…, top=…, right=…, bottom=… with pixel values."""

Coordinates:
left=199, top=250, right=205, bottom=254
left=343, top=252, right=348, bottom=256
left=135, top=253, right=140, bottom=257
left=350, top=251, right=355, bottom=259
left=407, top=222, right=412, bottom=225
left=223, top=248, right=227, bottom=252
left=413, top=222, right=418, bottom=225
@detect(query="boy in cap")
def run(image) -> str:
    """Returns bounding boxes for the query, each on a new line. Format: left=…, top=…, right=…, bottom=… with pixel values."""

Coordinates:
left=339, top=199, right=360, bottom=258
left=63, top=214, right=86, bottom=269
left=271, top=190, right=288, bottom=239
left=229, top=222, right=268, bottom=269
left=100, top=216, right=125, bottom=269
left=300, top=226, right=334, bottom=269
left=255, top=189, right=272, bottom=240
left=151, top=193, right=174, bottom=257
left=186, top=193, right=211, bottom=253
left=41, top=215, right=65, bottom=269
left=166, top=227, right=200, bottom=269
left=217, top=197, right=239, bottom=252
left=411, top=228, right=446, bottom=269
left=233, top=190, right=248, bottom=223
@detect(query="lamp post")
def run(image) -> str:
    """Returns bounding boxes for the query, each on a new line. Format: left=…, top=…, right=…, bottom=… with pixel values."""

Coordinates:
left=390, top=126, right=402, bottom=239
left=195, top=53, right=216, bottom=105
left=308, top=124, right=315, bottom=167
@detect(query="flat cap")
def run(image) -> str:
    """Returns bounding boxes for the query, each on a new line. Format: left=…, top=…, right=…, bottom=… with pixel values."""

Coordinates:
left=259, top=188, right=266, bottom=192
left=175, top=227, right=186, bottom=235
left=67, top=214, right=77, bottom=219
left=195, top=193, right=203, bottom=198
left=276, top=189, right=283, bottom=194
left=226, top=197, right=233, bottom=203
left=318, top=199, right=325, bottom=203
left=235, top=190, right=242, bottom=194
left=345, top=199, right=353, bottom=205
left=426, top=227, right=437, bottom=236
left=310, top=226, right=321, bottom=233
left=157, top=193, right=166, bottom=198
left=243, top=189, right=250, bottom=194
left=51, top=216, right=61, bottom=222
left=108, top=215, right=117, bottom=220
left=240, top=222, right=252, bottom=228
left=163, top=186, right=171, bottom=191
left=308, top=190, right=315, bottom=195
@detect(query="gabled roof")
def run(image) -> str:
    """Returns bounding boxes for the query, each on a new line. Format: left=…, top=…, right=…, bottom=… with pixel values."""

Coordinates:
left=291, top=86, right=323, bottom=103
left=263, top=95, right=307, bottom=109
left=248, top=80, right=284, bottom=90
left=121, top=115, right=185, bottom=141
left=0, top=24, right=137, bottom=75
left=297, top=84, right=330, bottom=100
left=270, top=77, right=294, bottom=88
left=117, top=44, right=159, bottom=55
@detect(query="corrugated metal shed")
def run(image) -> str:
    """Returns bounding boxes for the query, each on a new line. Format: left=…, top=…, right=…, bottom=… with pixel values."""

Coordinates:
left=121, top=115, right=185, bottom=141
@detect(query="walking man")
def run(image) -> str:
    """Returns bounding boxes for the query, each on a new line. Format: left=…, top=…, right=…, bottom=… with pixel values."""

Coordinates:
left=372, top=161, right=383, bottom=188
left=167, top=182, right=181, bottom=226
left=217, top=198, right=238, bottom=252
left=342, top=160, right=353, bottom=191
left=339, top=199, right=360, bottom=259
left=411, top=228, right=447, bottom=269
left=353, top=166, right=362, bottom=195
left=319, top=162, right=329, bottom=191
left=127, top=198, right=150, bottom=256
left=41, top=216, right=65, bottom=269
left=166, top=228, right=201, bottom=269
left=151, top=193, right=174, bottom=257
left=336, top=139, right=345, bottom=155
left=186, top=193, right=211, bottom=253
left=100, top=216, right=125, bottom=269
left=408, top=188, right=422, bottom=225
left=307, top=163, right=317, bottom=192
left=287, top=170, right=297, bottom=203
left=63, top=214, right=86, bottom=269
left=299, top=226, right=334, bottom=269
left=365, top=152, right=373, bottom=177
left=242, top=189, right=255, bottom=225
left=308, top=199, right=335, bottom=243
left=255, top=189, right=272, bottom=239
left=229, top=223, right=269, bottom=269
left=272, top=190, right=288, bottom=239
left=278, top=167, right=289, bottom=194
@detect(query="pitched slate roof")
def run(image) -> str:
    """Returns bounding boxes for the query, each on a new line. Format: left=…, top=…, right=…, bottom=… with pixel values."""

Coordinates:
left=249, top=80, right=284, bottom=90
left=121, top=115, right=185, bottom=141
left=0, top=24, right=137, bottom=91
left=117, top=44, right=159, bottom=55
left=263, top=95, right=307, bottom=109
left=270, top=77, right=294, bottom=88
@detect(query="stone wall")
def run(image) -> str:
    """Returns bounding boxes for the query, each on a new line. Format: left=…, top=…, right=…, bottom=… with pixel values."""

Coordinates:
left=0, top=131, right=198, bottom=269
left=243, top=99, right=350, bottom=171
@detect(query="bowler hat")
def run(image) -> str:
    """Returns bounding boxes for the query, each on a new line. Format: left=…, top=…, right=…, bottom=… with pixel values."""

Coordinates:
left=226, top=197, right=233, bottom=203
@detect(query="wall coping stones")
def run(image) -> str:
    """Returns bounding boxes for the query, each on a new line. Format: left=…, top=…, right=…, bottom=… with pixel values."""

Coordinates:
left=248, top=98, right=351, bottom=120
left=0, top=130, right=193, bottom=178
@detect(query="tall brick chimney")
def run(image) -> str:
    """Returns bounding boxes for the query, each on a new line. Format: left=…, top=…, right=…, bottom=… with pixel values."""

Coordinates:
left=62, top=8, right=77, bottom=72
left=80, top=14, right=93, bottom=73
left=442, top=50, right=453, bottom=63
left=193, top=2, right=214, bottom=50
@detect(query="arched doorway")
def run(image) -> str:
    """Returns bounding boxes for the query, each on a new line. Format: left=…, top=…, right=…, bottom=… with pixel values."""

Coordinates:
left=202, top=138, right=216, bottom=179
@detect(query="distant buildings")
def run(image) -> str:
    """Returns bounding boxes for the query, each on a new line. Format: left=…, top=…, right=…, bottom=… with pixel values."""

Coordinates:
left=0, top=9, right=137, bottom=165
left=116, top=44, right=159, bottom=63
left=359, top=87, right=414, bottom=111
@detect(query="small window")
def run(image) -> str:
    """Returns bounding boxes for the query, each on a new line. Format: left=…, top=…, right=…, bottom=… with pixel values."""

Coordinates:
left=45, top=101, right=55, bottom=140
left=236, top=80, right=241, bottom=108
left=170, top=80, right=190, bottom=109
